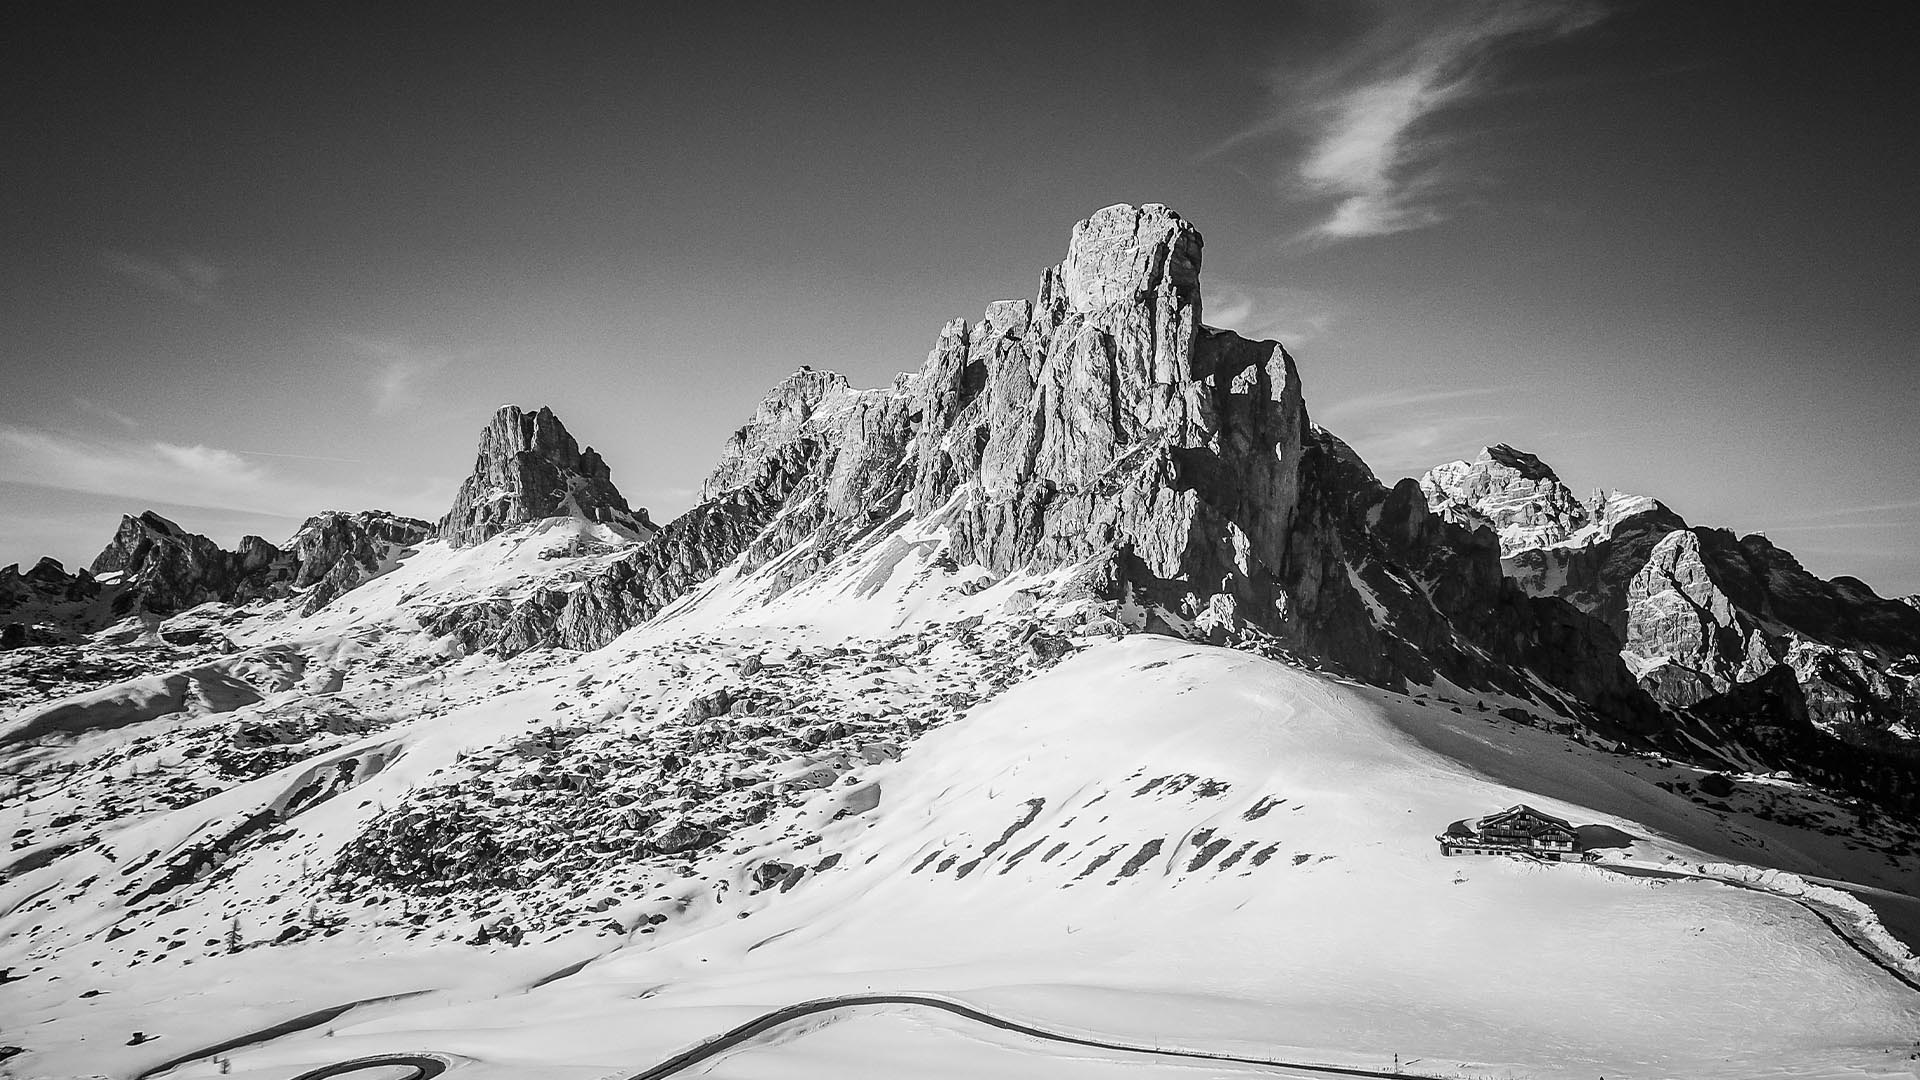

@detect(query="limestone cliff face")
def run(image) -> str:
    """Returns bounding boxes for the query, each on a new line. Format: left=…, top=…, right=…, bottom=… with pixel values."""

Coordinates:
left=906, top=204, right=1304, bottom=597
left=1623, top=530, right=1778, bottom=704
left=437, top=405, right=652, bottom=548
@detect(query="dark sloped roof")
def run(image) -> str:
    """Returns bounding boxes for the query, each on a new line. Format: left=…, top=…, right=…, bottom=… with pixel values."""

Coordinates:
left=1484, top=804, right=1575, bottom=832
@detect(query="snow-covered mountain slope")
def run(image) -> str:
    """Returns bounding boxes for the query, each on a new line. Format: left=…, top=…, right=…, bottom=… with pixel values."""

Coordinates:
left=4, top=519, right=1918, bottom=1080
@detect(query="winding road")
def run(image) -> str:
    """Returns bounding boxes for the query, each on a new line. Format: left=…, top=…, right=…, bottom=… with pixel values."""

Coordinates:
left=286, top=1053, right=449, bottom=1079
left=278, top=871, right=1919, bottom=1080
left=285, top=994, right=1415, bottom=1080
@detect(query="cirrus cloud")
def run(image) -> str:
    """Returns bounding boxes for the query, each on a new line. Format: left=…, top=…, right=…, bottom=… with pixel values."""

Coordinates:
left=1230, top=1, right=1608, bottom=243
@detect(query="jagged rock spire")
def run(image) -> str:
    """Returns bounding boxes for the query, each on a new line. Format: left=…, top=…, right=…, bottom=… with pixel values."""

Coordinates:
left=437, top=405, right=651, bottom=548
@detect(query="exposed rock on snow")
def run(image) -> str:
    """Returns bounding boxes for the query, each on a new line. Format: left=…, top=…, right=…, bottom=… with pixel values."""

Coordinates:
left=281, top=510, right=433, bottom=614
left=437, top=404, right=654, bottom=547
left=78, top=508, right=433, bottom=619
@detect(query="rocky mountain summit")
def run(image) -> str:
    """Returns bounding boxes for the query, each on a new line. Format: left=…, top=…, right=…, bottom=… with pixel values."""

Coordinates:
left=0, top=558, right=98, bottom=609
left=437, top=404, right=653, bottom=548
left=1422, top=444, right=1592, bottom=555
left=0, top=559, right=100, bottom=648
left=422, top=204, right=1656, bottom=739
left=89, top=511, right=285, bottom=615
left=1421, top=443, right=1920, bottom=761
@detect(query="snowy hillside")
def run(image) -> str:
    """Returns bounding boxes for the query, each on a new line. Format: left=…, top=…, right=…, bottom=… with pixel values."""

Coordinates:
left=4, top=519, right=1918, bottom=1080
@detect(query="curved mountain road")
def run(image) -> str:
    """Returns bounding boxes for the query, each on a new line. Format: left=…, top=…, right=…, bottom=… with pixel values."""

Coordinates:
left=614, top=993, right=1415, bottom=1080
left=276, top=994, right=1415, bottom=1080
left=273, top=879, right=1920, bottom=1080
left=285, top=1053, right=450, bottom=1080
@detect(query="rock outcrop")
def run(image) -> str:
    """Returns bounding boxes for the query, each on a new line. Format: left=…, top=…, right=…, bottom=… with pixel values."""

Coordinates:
left=0, top=558, right=99, bottom=609
left=280, top=511, right=433, bottom=614
left=437, top=405, right=652, bottom=547
left=0, top=557, right=102, bottom=647
left=91, top=512, right=279, bottom=616
left=1623, top=529, right=1776, bottom=704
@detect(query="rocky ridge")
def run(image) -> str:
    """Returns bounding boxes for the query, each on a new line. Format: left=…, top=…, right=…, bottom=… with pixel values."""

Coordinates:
left=83, top=509, right=434, bottom=621
left=430, top=204, right=1656, bottom=737
left=1421, top=443, right=1920, bottom=760
left=0, top=559, right=102, bottom=649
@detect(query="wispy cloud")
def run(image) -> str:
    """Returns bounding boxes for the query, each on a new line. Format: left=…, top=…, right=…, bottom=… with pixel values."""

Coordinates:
left=1763, top=521, right=1920, bottom=533
left=0, top=424, right=270, bottom=514
left=102, top=250, right=227, bottom=308
left=1235, top=1, right=1606, bottom=242
left=0, top=424, right=436, bottom=528
left=70, top=396, right=140, bottom=430
left=344, top=335, right=463, bottom=415
left=1311, top=383, right=1517, bottom=474
left=231, top=448, right=370, bottom=465
left=1202, top=278, right=1337, bottom=343
left=1768, top=498, right=1920, bottom=523
left=1338, top=413, right=1512, bottom=475
left=1318, top=384, right=1510, bottom=420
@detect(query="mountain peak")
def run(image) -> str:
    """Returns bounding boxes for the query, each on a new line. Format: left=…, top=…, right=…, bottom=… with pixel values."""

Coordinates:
left=1480, top=443, right=1560, bottom=481
left=437, top=404, right=651, bottom=548
left=1058, top=203, right=1201, bottom=313
left=1421, top=445, right=1588, bottom=555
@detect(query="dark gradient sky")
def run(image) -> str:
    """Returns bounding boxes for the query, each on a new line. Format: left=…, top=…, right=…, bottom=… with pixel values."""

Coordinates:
left=4, top=2, right=1916, bottom=594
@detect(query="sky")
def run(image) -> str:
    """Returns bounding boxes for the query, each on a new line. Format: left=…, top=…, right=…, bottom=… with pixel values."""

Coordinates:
left=2, top=1, right=1916, bottom=595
